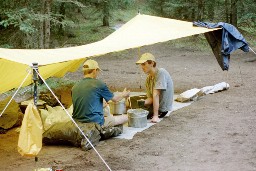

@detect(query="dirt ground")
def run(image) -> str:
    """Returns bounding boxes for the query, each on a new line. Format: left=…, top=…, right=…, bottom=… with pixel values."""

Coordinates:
left=0, top=41, right=256, bottom=171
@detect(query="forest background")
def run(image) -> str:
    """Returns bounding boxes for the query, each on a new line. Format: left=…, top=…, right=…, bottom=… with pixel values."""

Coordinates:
left=0, top=0, right=255, bottom=49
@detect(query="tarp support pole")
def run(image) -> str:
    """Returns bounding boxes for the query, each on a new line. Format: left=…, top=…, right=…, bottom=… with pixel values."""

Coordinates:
left=32, top=63, right=38, bottom=106
left=32, top=63, right=40, bottom=169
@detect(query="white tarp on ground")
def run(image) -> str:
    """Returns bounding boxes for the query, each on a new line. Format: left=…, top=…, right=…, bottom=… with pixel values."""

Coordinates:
left=115, top=95, right=192, bottom=140
left=115, top=82, right=229, bottom=140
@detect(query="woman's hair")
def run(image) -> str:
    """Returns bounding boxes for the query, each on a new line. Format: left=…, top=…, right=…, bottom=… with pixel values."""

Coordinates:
left=83, top=65, right=95, bottom=75
left=147, top=60, right=156, bottom=67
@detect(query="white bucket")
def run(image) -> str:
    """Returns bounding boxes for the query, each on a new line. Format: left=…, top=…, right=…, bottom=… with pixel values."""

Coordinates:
left=127, top=109, right=149, bottom=128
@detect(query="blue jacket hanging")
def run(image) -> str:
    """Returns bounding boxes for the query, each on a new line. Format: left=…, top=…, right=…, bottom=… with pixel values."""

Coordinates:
left=193, top=21, right=249, bottom=70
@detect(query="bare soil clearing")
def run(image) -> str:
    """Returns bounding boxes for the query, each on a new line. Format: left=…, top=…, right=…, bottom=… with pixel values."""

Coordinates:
left=0, top=42, right=256, bottom=171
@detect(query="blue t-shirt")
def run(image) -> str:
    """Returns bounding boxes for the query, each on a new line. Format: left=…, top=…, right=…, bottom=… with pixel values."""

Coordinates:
left=72, top=77, right=114, bottom=126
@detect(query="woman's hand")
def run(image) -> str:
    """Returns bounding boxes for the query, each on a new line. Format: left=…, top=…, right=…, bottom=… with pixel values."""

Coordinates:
left=121, top=88, right=130, bottom=98
left=151, top=115, right=160, bottom=123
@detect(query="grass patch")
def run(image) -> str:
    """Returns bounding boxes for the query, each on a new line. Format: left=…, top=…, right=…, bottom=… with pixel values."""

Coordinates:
left=240, top=27, right=256, bottom=47
left=165, top=35, right=212, bottom=51
left=38, top=77, right=76, bottom=92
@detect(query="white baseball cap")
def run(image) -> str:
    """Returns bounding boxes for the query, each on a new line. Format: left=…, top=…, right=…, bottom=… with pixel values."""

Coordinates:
left=83, top=59, right=102, bottom=71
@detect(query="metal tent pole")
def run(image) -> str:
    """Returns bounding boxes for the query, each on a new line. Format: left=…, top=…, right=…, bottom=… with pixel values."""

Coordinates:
left=32, top=63, right=39, bottom=170
left=32, top=63, right=38, bottom=106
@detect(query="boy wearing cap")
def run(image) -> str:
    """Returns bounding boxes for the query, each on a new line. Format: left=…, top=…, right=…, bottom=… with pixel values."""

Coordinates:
left=72, top=59, right=130, bottom=129
left=136, top=53, right=174, bottom=123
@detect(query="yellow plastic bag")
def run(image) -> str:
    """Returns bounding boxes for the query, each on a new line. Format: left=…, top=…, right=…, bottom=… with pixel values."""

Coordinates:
left=18, top=103, right=43, bottom=157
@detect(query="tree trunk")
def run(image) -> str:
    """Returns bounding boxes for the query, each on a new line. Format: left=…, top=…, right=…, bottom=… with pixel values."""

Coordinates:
left=188, top=0, right=196, bottom=21
left=160, top=0, right=165, bottom=16
left=44, top=0, right=52, bottom=48
left=102, top=1, right=110, bottom=26
left=197, top=0, right=204, bottom=21
left=39, top=0, right=45, bottom=49
left=191, top=8, right=196, bottom=21
left=207, top=0, right=215, bottom=21
left=230, top=0, right=238, bottom=26
left=225, top=0, right=229, bottom=23
left=58, top=2, right=65, bottom=36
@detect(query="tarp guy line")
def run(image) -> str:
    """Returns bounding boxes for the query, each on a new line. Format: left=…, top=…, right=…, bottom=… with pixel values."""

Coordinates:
left=249, top=47, right=256, bottom=55
left=35, top=69, right=112, bottom=171
left=0, top=69, right=31, bottom=117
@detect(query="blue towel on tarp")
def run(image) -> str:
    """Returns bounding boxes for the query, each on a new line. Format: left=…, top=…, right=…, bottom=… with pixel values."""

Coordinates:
left=193, top=21, right=249, bottom=70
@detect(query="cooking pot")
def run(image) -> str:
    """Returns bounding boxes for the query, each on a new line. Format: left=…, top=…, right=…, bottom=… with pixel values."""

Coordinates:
left=109, top=100, right=126, bottom=114
left=127, top=109, right=149, bottom=128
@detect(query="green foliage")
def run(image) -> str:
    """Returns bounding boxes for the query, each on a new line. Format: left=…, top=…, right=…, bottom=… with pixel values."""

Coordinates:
left=56, top=0, right=87, bottom=8
left=0, top=8, right=75, bottom=33
left=0, top=44, right=13, bottom=48
left=147, top=0, right=256, bottom=25
left=64, top=21, right=114, bottom=45
left=38, top=77, right=76, bottom=92
left=0, top=8, right=37, bottom=34
left=0, top=0, right=254, bottom=48
left=56, top=0, right=139, bottom=45
left=2, top=77, right=76, bottom=100
left=148, top=0, right=197, bottom=20
left=239, top=13, right=256, bottom=27
left=166, top=35, right=211, bottom=51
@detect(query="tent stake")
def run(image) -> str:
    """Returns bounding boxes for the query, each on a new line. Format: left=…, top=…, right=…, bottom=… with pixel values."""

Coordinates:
left=35, top=156, right=38, bottom=170
left=137, top=47, right=142, bottom=89
left=239, top=65, right=244, bottom=86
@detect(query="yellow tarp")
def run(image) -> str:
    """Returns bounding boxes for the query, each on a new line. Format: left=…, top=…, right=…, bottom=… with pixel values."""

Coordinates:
left=0, top=14, right=220, bottom=93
